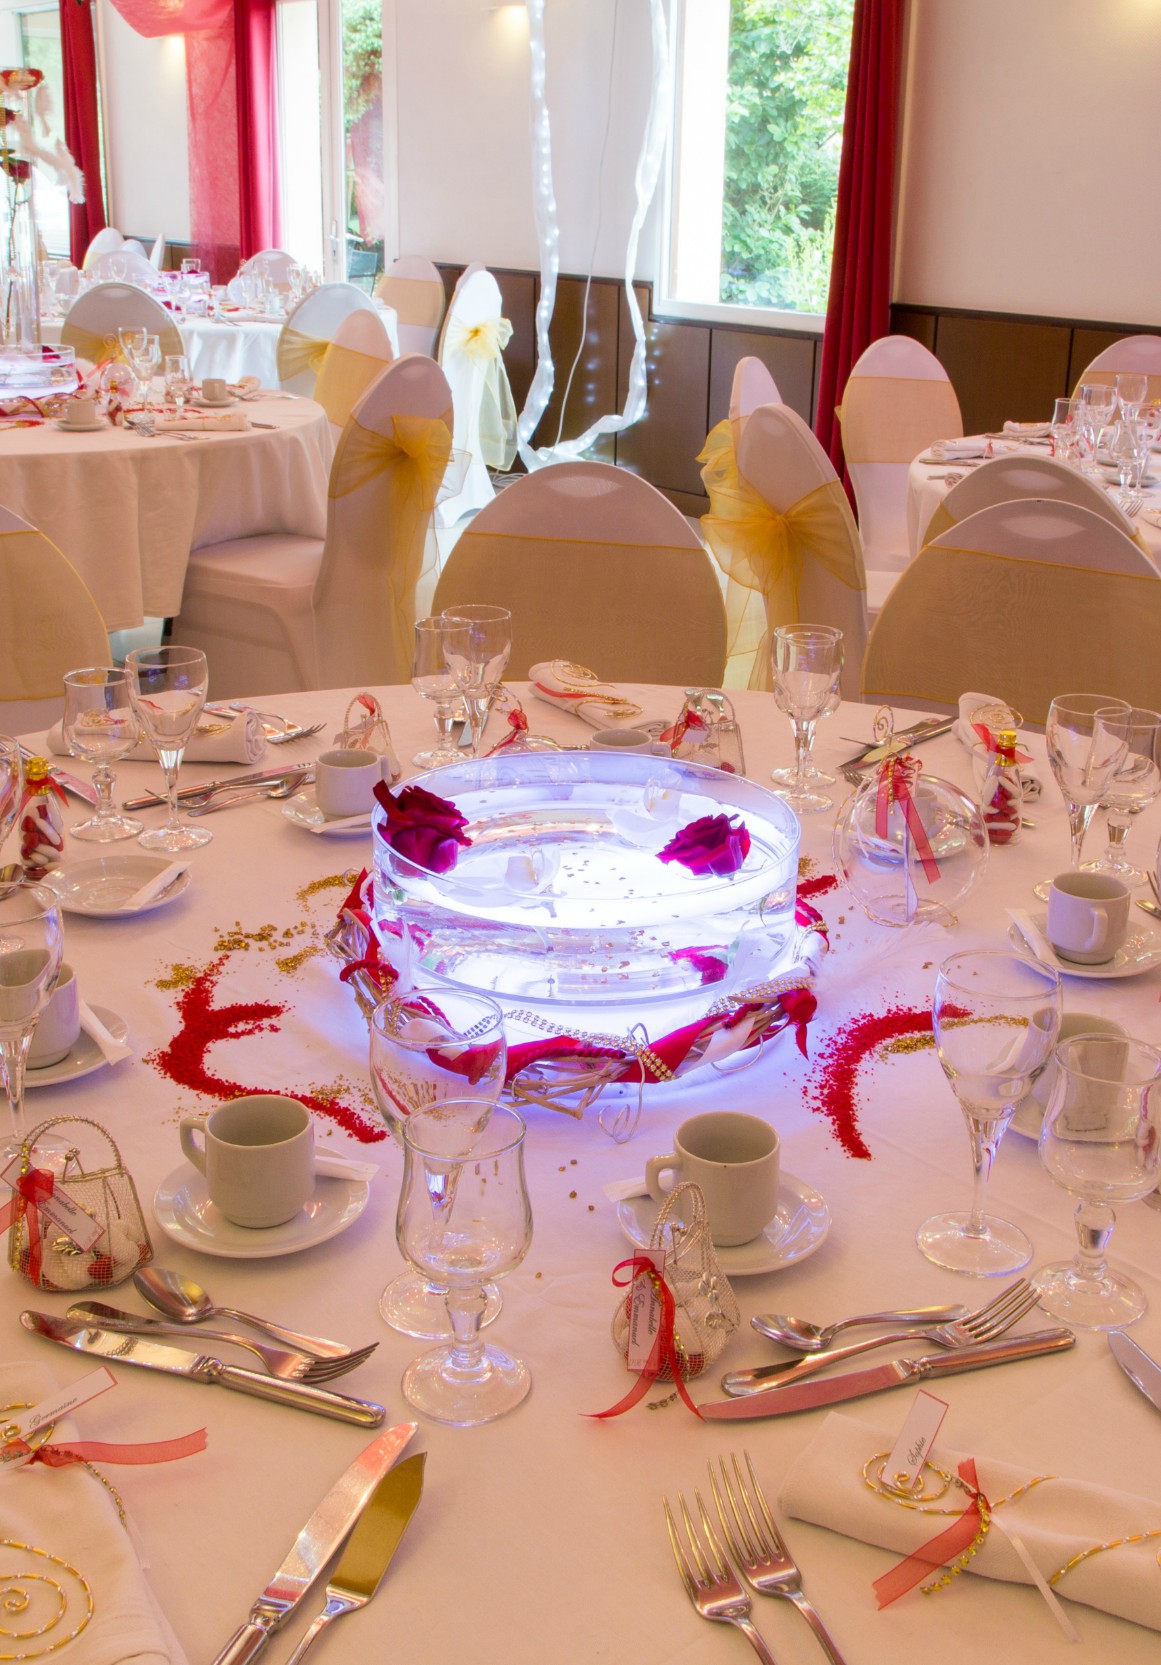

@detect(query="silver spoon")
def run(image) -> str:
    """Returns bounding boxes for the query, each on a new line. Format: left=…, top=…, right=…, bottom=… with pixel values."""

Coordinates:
left=185, top=772, right=307, bottom=817
left=133, top=1266, right=360, bottom=1360
left=751, top=1302, right=967, bottom=1353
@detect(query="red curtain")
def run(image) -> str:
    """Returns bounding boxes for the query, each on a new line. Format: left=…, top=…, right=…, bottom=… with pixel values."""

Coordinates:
left=236, top=0, right=281, bottom=256
left=59, top=0, right=107, bottom=265
left=813, top=0, right=905, bottom=478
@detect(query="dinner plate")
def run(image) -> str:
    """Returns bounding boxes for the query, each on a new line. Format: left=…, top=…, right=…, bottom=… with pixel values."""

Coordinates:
left=25, top=1005, right=129, bottom=1088
left=42, top=854, right=192, bottom=916
left=281, top=791, right=373, bottom=836
left=153, top=1162, right=371, bottom=1258
left=53, top=418, right=106, bottom=433
left=1007, top=913, right=1161, bottom=978
left=617, top=1172, right=829, bottom=1276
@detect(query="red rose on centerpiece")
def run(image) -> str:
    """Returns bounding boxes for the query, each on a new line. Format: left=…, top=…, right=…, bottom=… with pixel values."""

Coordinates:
left=1, top=156, right=30, bottom=183
left=658, top=813, right=751, bottom=877
left=0, top=69, right=43, bottom=92
left=373, top=780, right=471, bottom=874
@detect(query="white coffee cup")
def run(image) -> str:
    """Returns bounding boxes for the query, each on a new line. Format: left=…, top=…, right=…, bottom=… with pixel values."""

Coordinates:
left=180, top=1095, right=314, bottom=1228
left=314, top=747, right=390, bottom=818
left=28, top=964, right=80, bottom=1069
left=64, top=397, right=97, bottom=428
left=589, top=729, right=664, bottom=756
left=645, top=1111, right=780, bottom=1246
left=201, top=377, right=229, bottom=405
left=1046, top=871, right=1130, bottom=965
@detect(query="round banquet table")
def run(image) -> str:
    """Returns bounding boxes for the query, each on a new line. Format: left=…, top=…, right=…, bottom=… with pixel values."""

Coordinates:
left=4, top=685, right=1161, bottom=1665
left=42, top=313, right=283, bottom=388
left=0, top=396, right=332, bottom=630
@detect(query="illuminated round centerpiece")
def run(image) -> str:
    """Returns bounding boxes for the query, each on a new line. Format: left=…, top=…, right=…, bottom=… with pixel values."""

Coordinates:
left=372, top=752, right=801, bottom=1008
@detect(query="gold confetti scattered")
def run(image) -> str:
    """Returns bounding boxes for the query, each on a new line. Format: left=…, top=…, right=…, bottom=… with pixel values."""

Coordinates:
left=880, top=1034, right=937, bottom=1056
left=569, top=1190, right=577, bottom=1199
left=798, top=855, right=817, bottom=878
left=155, top=962, right=200, bottom=991
left=297, top=872, right=354, bottom=905
left=275, top=945, right=323, bottom=976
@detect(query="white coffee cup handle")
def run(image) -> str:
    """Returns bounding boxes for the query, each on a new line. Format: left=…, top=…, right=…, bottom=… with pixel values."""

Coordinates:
left=180, top=1115, right=209, bottom=1174
left=1083, top=916, right=1108, bottom=954
left=645, top=1152, right=683, bottom=1205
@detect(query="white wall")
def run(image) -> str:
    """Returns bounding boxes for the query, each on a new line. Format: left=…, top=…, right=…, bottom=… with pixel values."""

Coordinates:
left=96, top=0, right=190, bottom=244
left=895, top=0, right=1161, bottom=327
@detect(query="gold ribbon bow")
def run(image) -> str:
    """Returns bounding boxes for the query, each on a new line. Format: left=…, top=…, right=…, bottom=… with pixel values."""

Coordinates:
left=278, top=329, right=392, bottom=425
left=698, top=419, right=864, bottom=689
left=443, top=312, right=518, bottom=471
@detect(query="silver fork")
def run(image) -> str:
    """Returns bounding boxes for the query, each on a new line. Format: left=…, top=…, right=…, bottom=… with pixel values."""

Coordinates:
left=725, top=1279, right=1038, bottom=1394
left=664, top=1492, right=777, bottom=1664
left=710, top=1453, right=847, bottom=1665
left=1121, top=492, right=1143, bottom=517
left=66, top=1302, right=377, bottom=1383
left=268, top=721, right=326, bottom=745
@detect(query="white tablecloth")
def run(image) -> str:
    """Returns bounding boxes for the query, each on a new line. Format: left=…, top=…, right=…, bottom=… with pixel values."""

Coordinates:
left=0, top=396, right=332, bottom=629
left=4, top=685, right=1160, bottom=1665
left=43, top=313, right=284, bottom=389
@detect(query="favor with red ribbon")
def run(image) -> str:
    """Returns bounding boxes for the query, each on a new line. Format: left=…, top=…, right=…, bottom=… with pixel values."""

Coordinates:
left=874, top=754, right=941, bottom=884
left=587, top=1256, right=703, bottom=1420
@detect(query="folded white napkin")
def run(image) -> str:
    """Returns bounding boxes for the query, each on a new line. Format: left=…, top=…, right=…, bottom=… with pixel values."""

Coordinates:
left=953, top=691, right=1042, bottom=798
left=926, top=436, right=992, bottom=461
left=781, top=1411, right=1161, bottom=1632
left=154, top=412, right=250, bottom=434
left=0, top=1361, right=190, bottom=1663
left=48, top=707, right=266, bottom=767
left=529, top=661, right=662, bottom=732
left=1003, top=420, right=1051, bottom=439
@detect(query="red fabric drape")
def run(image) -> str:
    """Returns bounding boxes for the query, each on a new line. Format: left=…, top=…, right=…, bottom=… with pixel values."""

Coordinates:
left=59, top=0, right=107, bottom=265
left=813, top=0, right=905, bottom=480
left=236, top=0, right=280, bottom=256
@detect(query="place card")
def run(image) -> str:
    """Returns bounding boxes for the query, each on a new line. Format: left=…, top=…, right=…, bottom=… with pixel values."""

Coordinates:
left=626, top=1247, right=666, bottom=1372
left=883, top=1388, right=948, bottom=1492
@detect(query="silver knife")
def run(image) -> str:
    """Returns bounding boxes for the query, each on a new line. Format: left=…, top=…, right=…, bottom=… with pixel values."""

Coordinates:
left=123, top=765, right=316, bottom=812
left=699, top=1329, right=1075, bottom=1419
left=839, top=717, right=954, bottom=771
left=211, top=1421, right=418, bottom=1665
left=1109, top=1329, right=1161, bottom=1412
left=21, top=1312, right=385, bottom=1427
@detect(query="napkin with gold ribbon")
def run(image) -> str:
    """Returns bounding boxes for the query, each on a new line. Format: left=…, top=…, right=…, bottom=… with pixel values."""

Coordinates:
left=529, top=661, right=660, bottom=731
left=153, top=412, right=251, bottom=434
left=47, top=707, right=266, bottom=766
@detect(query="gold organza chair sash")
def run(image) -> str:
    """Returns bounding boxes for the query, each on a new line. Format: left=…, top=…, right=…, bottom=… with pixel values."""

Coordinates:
left=277, top=329, right=391, bottom=424
left=1072, top=369, right=1161, bottom=401
left=698, top=419, right=865, bottom=689
left=0, top=529, right=107, bottom=700
left=839, top=375, right=963, bottom=463
left=443, top=313, right=517, bottom=471
left=59, top=325, right=125, bottom=366
left=374, top=275, right=445, bottom=329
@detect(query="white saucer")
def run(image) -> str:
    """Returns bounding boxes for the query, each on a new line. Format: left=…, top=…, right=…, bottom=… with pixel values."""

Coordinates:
left=617, top=1173, right=830, bottom=1276
left=53, top=418, right=105, bottom=433
left=42, top=855, right=192, bottom=916
left=1008, top=913, right=1161, bottom=979
left=154, top=1162, right=371, bottom=1258
left=281, top=792, right=373, bottom=836
left=26, top=1006, right=129, bottom=1087
left=192, top=395, right=236, bottom=410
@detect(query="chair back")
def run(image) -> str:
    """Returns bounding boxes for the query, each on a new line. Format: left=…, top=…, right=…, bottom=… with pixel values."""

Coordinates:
left=437, top=265, right=516, bottom=525
left=433, top=461, right=728, bottom=685
left=729, top=357, right=781, bottom=422
left=863, top=500, right=1161, bottom=722
left=61, top=282, right=184, bottom=364
left=81, top=228, right=123, bottom=270
left=1074, top=334, right=1161, bottom=400
left=276, top=282, right=378, bottom=396
left=89, top=249, right=156, bottom=284
left=839, top=335, right=962, bottom=566
left=924, top=453, right=1137, bottom=546
left=243, top=248, right=298, bottom=289
left=149, top=235, right=166, bottom=270
left=312, top=355, right=454, bottom=687
left=375, top=255, right=445, bottom=356
left=311, top=308, right=394, bottom=429
left=0, top=505, right=109, bottom=728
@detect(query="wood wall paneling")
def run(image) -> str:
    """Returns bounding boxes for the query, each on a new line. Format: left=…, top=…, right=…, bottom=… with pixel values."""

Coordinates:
left=1068, top=328, right=1140, bottom=395
left=889, top=306, right=937, bottom=353
left=529, top=274, right=619, bottom=463
left=613, top=283, right=711, bottom=498
left=932, top=314, right=1072, bottom=433
left=706, top=328, right=816, bottom=429
left=491, top=269, right=538, bottom=413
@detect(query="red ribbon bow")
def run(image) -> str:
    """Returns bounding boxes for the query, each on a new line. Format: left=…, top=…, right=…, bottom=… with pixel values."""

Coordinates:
left=4, top=1429, right=208, bottom=1470
left=873, top=1458, right=987, bottom=1607
left=0, top=1165, right=57, bottom=1284
left=874, top=755, right=941, bottom=885
left=587, top=1257, right=703, bottom=1420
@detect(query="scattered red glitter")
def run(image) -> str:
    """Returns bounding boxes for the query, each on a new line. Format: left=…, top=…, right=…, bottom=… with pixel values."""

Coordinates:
left=797, top=873, right=839, bottom=901
left=148, top=957, right=384, bottom=1142
left=803, top=1005, right=935, bottom=1161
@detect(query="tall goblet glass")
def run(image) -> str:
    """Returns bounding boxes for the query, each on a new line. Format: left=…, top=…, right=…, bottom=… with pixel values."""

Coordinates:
left=163, top=354, right=192, bottom=417
left=117, top=327, right=148, bottom=403
left=1114, top=372, right=1148, bottom=423
left=125, top=646, right=213, bottom=852
left=917, top=950, right=1061, bottom=1276
left=1035, top=695, right=1131, bottom=899
left=0, top=736, right=22, bottom=865
left=769, top=624, right=843, bottom=812
left=371, top=989, right=506, bottom=1339
left=0, top=885, right=66, bottom=1167
left=397, top=1099, right=532, bottom=1426
left=62, top=668, right=143, bottom=842
left=1077, top=382, right=1117, bottom=470
left=440, top=605, right=512, bottom=758
left=1036, top=1033, right=1161, bottom=1328
left=411, top=616, right=466, bottom=769
left=1081, top=707, right=1161, bottom=885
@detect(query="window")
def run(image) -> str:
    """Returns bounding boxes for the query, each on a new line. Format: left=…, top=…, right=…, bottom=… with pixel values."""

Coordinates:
left=665, top=0, right=855, bottom=326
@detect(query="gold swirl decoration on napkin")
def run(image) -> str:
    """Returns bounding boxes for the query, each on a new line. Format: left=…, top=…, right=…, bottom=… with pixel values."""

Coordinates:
left=442, top=314, right=518, bottom=471
left=277, top=329, right=392, bottom=426
left=0, top=1540, right=93, bottom=1660
left=698, top=418, right=865, bottom=689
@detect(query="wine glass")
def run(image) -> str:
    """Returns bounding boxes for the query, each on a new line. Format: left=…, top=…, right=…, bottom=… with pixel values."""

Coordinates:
left=117, top=326, right=147, bottom=398
left=769, top=624, right=843, bottom=811
left=440, top=605, right=512, bottom=758
left=62, top=668, right=143, bottom=842
left=163, top=354, right=192, bottom=417
left=124, top=646, right=212, bottom=852
left=1115, top=372, right=1148, bottom=423
left=1050, top=397, right=1080, bottom=466
left=1077, top=382, right=1117, bottom=470
left=1081, top=707, right=1161, bottom=885
left=397, top=1099, right=532, bottom=1426
left=1034, top=694, right=1132, bottom=900
left=1109, top=418, right=1150, bottom=502
left=1036, top=1033, right=1161, bottom=1328
left=0, top=735, right=22, bottom=851
left=411, top=616, right=466, bottom=769
left=0, top=885, right=66, bottom=1168
left=917, top=950, right=1061, bottom=1276
left=370, top=989, right=506, bottom=1339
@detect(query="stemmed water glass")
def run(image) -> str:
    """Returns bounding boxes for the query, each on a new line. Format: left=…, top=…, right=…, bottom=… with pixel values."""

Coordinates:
left=0, top=885, right=66, bottom=1169
left=1109, top=419, right=1150, bottom=503
left=117, top=326, right=147, bottom=396
left=0, top=737, right=21, bottom=858
left=1081, top=707, right=1161, bottom=885
left=917, top=950, right=1061, bottom=1276
left=397, top=1099, right=532, bottom=1426
left=125, top=646, right=213, bottom=852
left=62, top=668, right=143, bottom=842
left=1037, top=1033, right=1161, bottom=1328
left=1035, top=694, right=1132, bottom=899
left=370, top=989, right=507, bottom=1339
left=441, top=605, right=512, bottom=758
left=1050, top=397, right=1081, bottom=467
left=411, top=616, right=466, bottom=769
left=1114, top=372, right=1148, bottom=424
left=769, top=624, right=843, bottom=812
left=163, top=354, right=192, bottom=417
left=1076, top=382, right=1117, bottom=471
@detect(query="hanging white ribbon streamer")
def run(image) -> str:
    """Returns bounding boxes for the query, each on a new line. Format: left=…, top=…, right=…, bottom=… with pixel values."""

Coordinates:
left=517, top=0, right=673, bottom=471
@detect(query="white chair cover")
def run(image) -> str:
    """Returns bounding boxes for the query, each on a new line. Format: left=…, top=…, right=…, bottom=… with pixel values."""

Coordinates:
left=1075, top=334, right=1161, bottom=400
left=729, top=357, right=781, bottom=422
left=436, top=266, right=517, bottom=526
left=61, top=282, right=184, bottom=364
left=276, top=282, right=378, bottom=397
left=243, top=248, right=298, bottom=290
left=863, top=500, right=1161, bottom=722
left=432, top=461, right=728, bottom=685
left=122, top=240, right=147, bottom=261
left=840, top=335, right=962, bottom=571
left=311, top=308, right=394, bottom=432
left=374, top=255, right=445, bottom=357
left=89, top=249, right=156, bottom=284
left=922, top=453, right=1138, bottom=547
left=174, top=356, right=454, bottom=696
left=0, top=505, right=110, bottom=731
left=81, top=227, right=124, bottom=271
left=149, top=235, right=166, bottom=271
